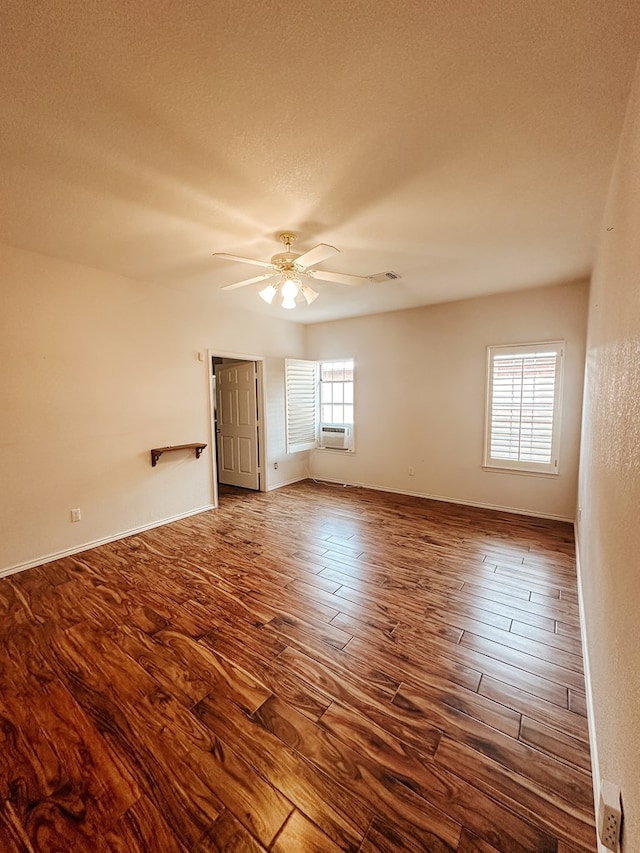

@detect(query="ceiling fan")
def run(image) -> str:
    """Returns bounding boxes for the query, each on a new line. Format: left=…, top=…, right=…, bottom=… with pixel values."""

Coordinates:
left=213, top=233, right=371, bottom=309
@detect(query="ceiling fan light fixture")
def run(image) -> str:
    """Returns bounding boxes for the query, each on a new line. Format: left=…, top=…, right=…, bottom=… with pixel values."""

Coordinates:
left=258, top=283, right=278, bottom=304
left=216, top=232, right=370, bottom=309
left=281, top=293, right=297, bottom=309
left=300, top=283, right=319, bottom=305
left=281, top=278, right=300, bottom=300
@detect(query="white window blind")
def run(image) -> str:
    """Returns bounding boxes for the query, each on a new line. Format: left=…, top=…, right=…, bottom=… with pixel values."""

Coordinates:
left=285, top=359, right=318, bottom=453
left=485, top=342, right=564, bottom=474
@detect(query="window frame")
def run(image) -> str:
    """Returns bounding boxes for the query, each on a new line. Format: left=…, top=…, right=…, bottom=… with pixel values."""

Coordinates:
left=284, top=357, right=355, bottom=454
left=483, top=341, right=564, bottom=476
left=319, top=358, right=354, bottom=429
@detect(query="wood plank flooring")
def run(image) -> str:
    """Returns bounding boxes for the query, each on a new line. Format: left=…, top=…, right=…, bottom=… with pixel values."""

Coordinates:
left=0, top=481, right=596, bottom=852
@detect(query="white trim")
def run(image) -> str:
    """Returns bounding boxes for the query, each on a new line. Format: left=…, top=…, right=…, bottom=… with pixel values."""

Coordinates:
left=0, top=505, right=214, bottom=579
left=573, top=521, right=604, bottom=852
left=265, top=474, right=308, bottom=492
left=481, top=465, right=559, bottom=479
left=308, top=477, right=574, bottom=522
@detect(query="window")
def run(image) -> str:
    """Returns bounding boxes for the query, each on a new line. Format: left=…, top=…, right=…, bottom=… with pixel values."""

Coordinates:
left=285, top=357, right=354, bottom=453
left=484, top=341, right=564, bottom=474
left=320, top=360, right=354, bottom=425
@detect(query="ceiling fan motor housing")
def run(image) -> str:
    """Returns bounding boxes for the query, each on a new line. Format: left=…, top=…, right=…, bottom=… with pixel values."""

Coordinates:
left=271, top=233, right=300, bottom=269
left=270, top=251, right=301, bottom=269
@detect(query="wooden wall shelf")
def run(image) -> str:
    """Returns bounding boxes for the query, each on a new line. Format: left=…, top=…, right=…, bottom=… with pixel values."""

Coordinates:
left=150, top=443, right=207, bottom=467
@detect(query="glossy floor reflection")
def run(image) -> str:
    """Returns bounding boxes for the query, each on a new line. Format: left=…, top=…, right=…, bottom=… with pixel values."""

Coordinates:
left=0, top=481, right=594, bottom=852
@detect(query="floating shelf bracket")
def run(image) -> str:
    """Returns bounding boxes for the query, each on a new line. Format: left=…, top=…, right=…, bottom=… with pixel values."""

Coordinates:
left=150, top=443, right=207, bottom=467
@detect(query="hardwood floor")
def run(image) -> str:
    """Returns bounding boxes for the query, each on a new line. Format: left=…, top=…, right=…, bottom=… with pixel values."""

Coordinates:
left=0, top=481, right=596, bottom=852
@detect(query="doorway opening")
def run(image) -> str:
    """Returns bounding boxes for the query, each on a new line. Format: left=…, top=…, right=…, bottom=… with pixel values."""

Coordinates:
left=208, top=351, right=266, bottom=507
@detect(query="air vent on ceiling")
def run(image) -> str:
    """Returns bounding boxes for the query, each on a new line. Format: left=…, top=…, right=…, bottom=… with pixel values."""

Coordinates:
left=370, top=271, right=402, bottom=283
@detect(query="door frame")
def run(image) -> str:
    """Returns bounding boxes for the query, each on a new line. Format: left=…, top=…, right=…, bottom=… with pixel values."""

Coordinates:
left=206, top=349, right=268, bottom=508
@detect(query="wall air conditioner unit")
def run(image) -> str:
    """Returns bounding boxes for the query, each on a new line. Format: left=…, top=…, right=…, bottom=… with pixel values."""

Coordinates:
left=319, top=425, right=352, bottom=451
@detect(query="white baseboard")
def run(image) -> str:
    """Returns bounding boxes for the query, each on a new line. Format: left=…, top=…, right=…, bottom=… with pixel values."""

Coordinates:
left=0, top=504, right=215, bottom=579
left=574, top=521, right=603, bottom=851
left=265, top=475, right=308, bottom=492
left=308, top=477, right=574, bottom=522
left=2, top=479, right=573, bottom=580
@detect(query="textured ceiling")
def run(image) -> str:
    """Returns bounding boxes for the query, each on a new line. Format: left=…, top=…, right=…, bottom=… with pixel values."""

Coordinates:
left=1, top=0, right=639, bottom=323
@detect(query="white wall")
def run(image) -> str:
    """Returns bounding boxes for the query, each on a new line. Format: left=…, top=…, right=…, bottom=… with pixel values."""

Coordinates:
left=0, top=243, right=306, bottom=573
left=577, top=59, right=640, bottom=851
left=305, top=281, right=589, bottom=520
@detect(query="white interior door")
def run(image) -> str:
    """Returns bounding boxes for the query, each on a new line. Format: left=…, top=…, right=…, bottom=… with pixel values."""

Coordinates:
left=215, top=361, right=260, bottom=489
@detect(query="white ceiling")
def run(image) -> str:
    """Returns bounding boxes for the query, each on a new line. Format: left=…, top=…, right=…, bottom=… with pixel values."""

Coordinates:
left=1, top=1, right=639, bottom=324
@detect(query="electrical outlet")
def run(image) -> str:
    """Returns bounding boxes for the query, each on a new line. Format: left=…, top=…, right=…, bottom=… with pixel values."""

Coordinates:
left=408, top=467, right=414, bottom=476
left=274, top=462, right=278, bottom=470
left=70, top=508, right=81, bottom=523
left=597, top=780, right=621, bottom=851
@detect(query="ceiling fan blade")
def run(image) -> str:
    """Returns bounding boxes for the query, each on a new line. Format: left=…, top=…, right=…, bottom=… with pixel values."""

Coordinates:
left=221, top=273, right=276, bottom=291
left=295, top=243, right=339, bottom=269
left=306, top=269, right=371, bottom=287
left=213, top=252, right=274, bottom=269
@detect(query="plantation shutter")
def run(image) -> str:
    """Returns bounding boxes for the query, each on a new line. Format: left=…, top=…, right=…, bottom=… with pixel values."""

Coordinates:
left=486, top=343, right=563, bottom=473
left=285, top=359, right=318, bottom=453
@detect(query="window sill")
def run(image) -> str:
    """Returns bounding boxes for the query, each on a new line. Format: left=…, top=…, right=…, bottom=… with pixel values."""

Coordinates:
left=482, top=465, right=559, bottom=479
